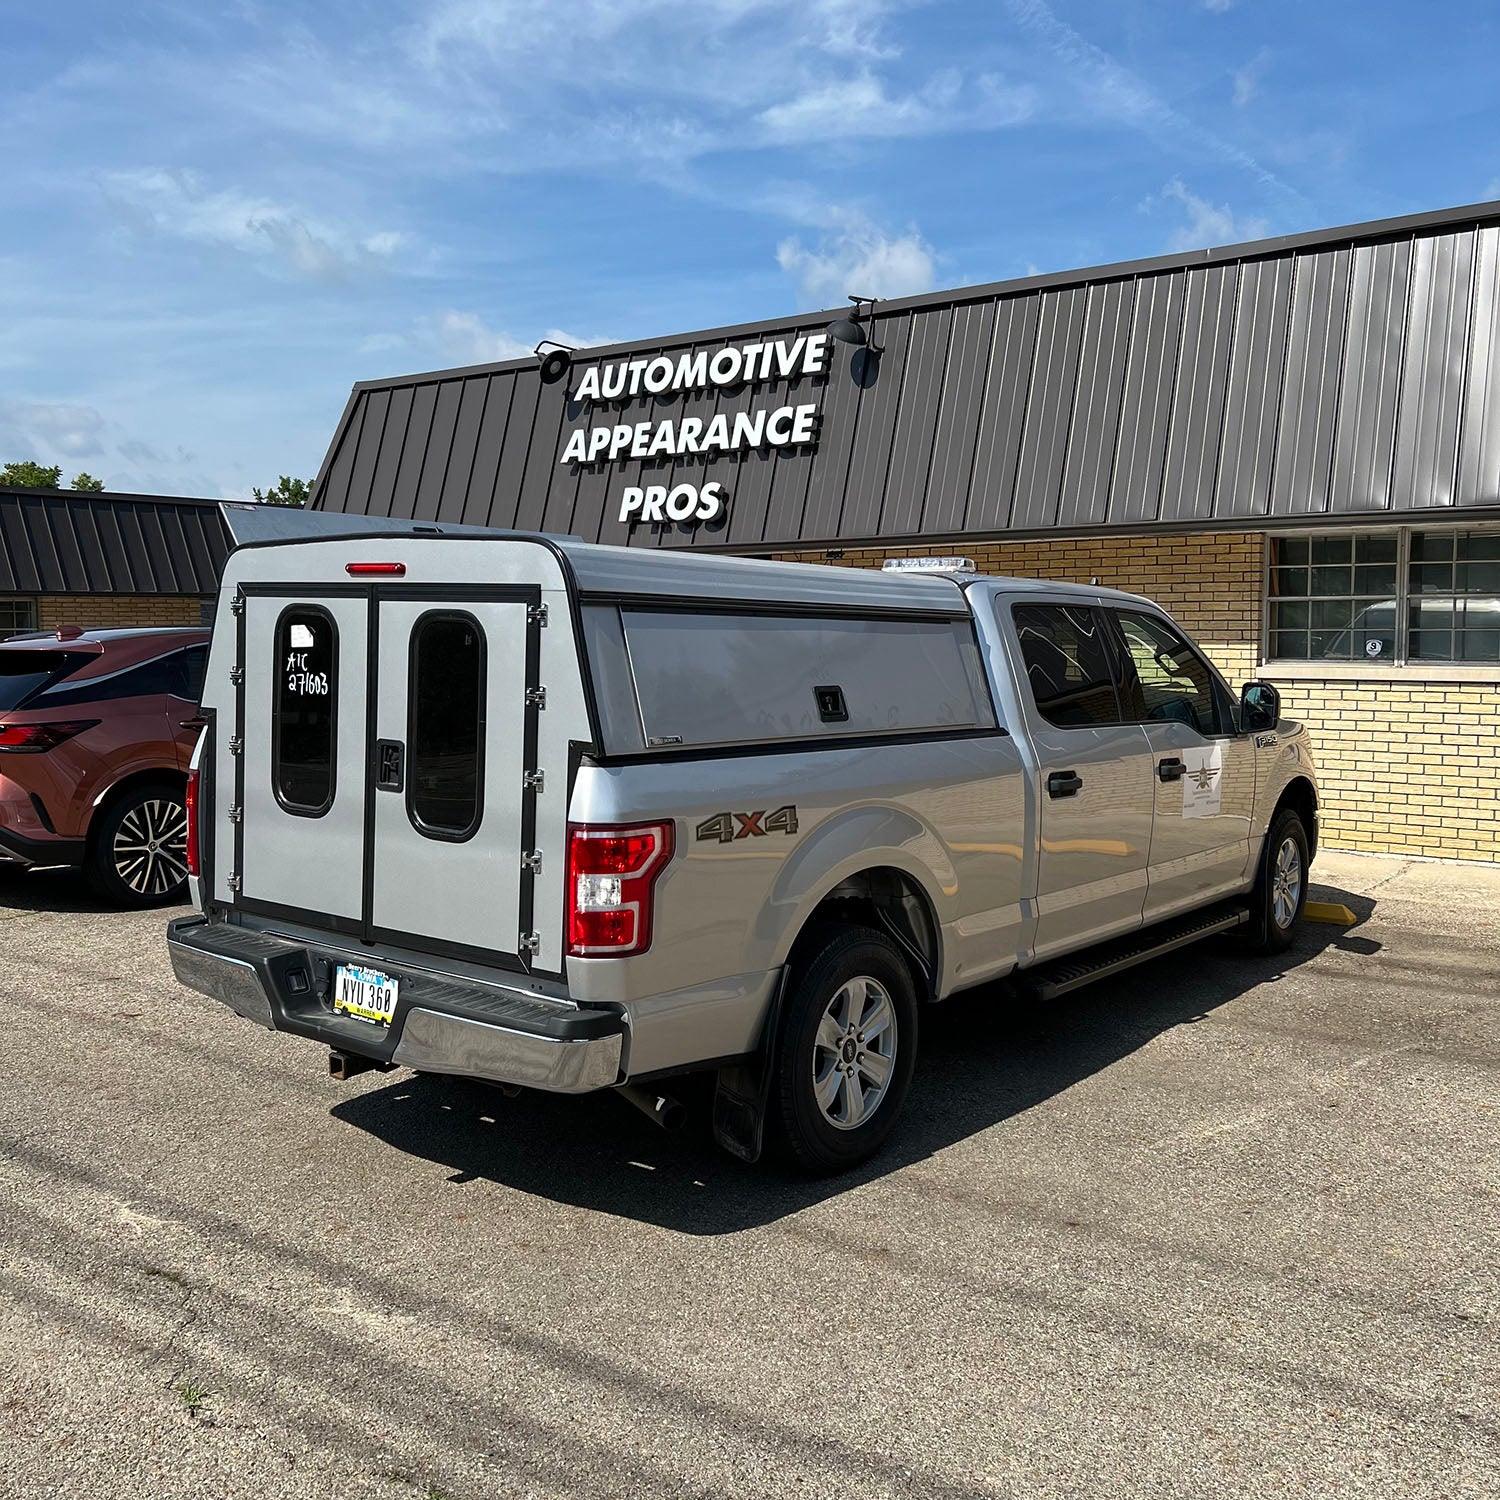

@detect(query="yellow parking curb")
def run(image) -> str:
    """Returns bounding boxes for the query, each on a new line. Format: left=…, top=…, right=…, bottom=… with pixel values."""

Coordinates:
left=1304, top=901, right=1357, bottom=925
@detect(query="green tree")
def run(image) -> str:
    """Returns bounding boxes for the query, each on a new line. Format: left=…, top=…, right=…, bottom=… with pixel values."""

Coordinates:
left=71, top=472, right=105, bottom=492
left=2, top=460, right=63, bottom=489
left=252, top=475, right=311, bottom=507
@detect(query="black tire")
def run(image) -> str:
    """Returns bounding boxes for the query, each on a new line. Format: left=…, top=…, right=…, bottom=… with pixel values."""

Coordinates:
left=85, top=780, right=190, bottom=908
left=770, top=925, right=919, bottom=1174
left=1246, top=807, right=1309, bottom=954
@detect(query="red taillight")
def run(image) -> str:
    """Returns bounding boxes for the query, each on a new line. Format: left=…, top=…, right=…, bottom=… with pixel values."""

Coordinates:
left=345, top=562, right=406, bottom=576
left=565, top=821, right=674, bottom=957
left=184, top=768, right=200, bottom=880
left=0, top=720, right=98, bottom=753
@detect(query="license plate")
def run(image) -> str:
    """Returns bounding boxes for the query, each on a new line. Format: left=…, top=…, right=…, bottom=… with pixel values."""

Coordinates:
left=332, top=964, right=399, bottom=1027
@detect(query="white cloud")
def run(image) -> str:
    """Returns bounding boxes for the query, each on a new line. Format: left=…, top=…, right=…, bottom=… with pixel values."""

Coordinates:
left=1144, top=179, right=1270, bottom=252
left=0, top=399, right=108, bottom=459
left=1233, top=48, right=1270, bottom=108
left=361, top=311, right=613, bottom=369
left=1203, top=0, right=1237, bottom=11
left=1486, top=177, right=1500, bottom=201
left=757, top=69, right=971, bottom=144
left=776, top=211, right=937, bottom=307
left=102, top=168, right=406, bottom=283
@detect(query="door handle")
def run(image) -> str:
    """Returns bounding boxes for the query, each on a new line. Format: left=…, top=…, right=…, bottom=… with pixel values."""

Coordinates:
left=1157, top=757, right=1185, bottom=782
left=1047, top=770, right=1083, bottom=798
left=376, top=739, right=405, bottom=793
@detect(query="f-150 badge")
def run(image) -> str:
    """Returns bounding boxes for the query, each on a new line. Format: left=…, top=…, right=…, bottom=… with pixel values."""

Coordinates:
left=1183, top=747, right=1224, bottom=819
left=696, top=806, right=799, bottom=843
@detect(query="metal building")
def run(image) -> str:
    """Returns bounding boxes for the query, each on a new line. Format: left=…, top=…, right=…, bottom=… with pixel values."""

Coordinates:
left=311, top=200, right=1500, bottom=864
left=0, top=486, right=230, bottom=635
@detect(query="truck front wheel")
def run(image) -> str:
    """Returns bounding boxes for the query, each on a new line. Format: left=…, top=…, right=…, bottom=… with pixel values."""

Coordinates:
left=1246, top=807, right=1310, bottom=954
left=771, top=925, right=919, bottom=1173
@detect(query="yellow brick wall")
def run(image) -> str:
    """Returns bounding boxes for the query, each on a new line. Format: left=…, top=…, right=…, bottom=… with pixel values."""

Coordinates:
left=31, top=594, right=207, bottom=629
left=776, top=534, right=1500, bottom=864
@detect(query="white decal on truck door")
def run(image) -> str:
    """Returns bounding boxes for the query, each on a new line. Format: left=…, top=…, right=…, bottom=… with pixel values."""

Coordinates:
left=1183, top=745, right=1224, bottom=819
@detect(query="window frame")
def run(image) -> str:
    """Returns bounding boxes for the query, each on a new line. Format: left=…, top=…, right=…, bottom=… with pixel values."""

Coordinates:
left=0, top=598, right=38, bottom=637
left=1262, top=523, right=1500, bottom=675
left=405, top=609, right=487, bottom=845
left=271, top=604, right=339, bottom=820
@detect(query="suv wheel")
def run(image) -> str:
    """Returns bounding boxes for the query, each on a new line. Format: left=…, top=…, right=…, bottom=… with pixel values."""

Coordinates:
left=86, top=781, right=190, bottom=907
left=1246, top=807, right=1309, bottom=954
left=771, top=925, right=919, bottom=1173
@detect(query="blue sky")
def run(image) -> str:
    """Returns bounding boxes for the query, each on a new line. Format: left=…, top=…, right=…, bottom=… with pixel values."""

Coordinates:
left=4, top=0, right=1498, bottom=499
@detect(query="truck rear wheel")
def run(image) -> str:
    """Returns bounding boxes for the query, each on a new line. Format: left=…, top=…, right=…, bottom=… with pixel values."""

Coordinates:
left=771, top=925, right=918, bottom=1173
left=1246, top=807, right=1309, bottom=954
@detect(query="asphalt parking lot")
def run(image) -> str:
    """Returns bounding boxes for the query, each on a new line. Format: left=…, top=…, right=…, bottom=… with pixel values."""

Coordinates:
left=1, top=852, right=1496, bottom=1500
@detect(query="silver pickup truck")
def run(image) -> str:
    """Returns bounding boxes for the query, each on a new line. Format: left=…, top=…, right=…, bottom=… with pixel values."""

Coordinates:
left=168, top=524, right=1317, bottom=1172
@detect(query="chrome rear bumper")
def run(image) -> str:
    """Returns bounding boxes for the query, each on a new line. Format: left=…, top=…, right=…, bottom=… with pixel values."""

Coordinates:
left=167, top=916, right=624, bottom=1095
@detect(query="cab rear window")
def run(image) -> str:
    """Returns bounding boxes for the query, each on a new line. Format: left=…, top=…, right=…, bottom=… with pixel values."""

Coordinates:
left=0, top=651, right=88, bottom=711
left=273, top=608, right=337, bottom=816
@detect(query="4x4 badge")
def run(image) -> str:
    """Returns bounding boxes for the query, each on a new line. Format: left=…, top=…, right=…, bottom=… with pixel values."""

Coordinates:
left=696, top=805, right=799, bottom=844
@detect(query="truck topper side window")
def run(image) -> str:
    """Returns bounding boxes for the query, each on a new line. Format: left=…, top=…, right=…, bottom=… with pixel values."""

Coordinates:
left=407, top=612, right=486, bottom=841
left=1010, top=604, right=1122, bottom=729
left=273, top=607, right=337, bottom=817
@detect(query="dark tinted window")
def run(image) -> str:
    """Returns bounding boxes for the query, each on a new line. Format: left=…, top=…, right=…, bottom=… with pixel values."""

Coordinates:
left=408, top=614, right=484, bottom=839
left=171, top=645, right=208, bottom=701
left=274, top=609, right=337, bottom=816
left=1112, top=611, right=1224, bottom=736
left=0, top=651, right=87, bottom=711
left=34, top=651, right=183, bottom=708
left=1011, top=604, right=1121, bottom=728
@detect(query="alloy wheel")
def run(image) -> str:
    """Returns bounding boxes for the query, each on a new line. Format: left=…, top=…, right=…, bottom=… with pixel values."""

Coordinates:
left=812, top=975, right=899, bottom=1131
left=113, top=797, right=188, bottom=898
left=1271, top=835, right=1302, bottom=930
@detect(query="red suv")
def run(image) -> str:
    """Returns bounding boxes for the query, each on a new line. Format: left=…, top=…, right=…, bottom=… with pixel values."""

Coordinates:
left=0, top=625, right=209, bottom=905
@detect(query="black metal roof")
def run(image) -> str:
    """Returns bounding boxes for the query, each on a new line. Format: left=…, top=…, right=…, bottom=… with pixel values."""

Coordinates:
left=0, top=487, right=231, bottom=595
left=312, top=198, right=1500, bottom=551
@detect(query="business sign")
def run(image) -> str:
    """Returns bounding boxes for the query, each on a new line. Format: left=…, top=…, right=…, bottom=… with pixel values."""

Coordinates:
left=559, top=333, right=831, bottom=525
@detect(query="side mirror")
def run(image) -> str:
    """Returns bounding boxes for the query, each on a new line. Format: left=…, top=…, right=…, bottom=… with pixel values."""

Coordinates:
left=1241, top=680, right=1280, bottom=733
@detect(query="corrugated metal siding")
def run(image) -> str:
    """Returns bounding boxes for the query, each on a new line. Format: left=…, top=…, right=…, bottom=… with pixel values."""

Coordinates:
left=312, top=204, right=1500, bottom=547
left=0, top=489, right=229, bottom=594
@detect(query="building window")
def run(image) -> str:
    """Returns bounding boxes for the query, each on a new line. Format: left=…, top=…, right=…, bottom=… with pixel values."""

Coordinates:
left=1267, top=528, right=1500, bottom=667
left=0, top=598, right=38, bottom=637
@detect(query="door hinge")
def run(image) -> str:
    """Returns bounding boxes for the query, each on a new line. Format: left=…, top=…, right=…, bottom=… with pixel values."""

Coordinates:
left=227, top=874, right=242, bottom=893
left=521, top=849, right=543, bottom=875
left=227, top=804, right=242, bottom=824
left=526, top=686, right=547, bottom=710
left=519, top=931, right=541, bottom=954
left=228, top=736, right=243, bottom=756
left=230, top=594, right=245, bottom=617
left=528, top=602, right=548, bottom=628
left=229, top=665, right=244, bottom=687
left=523, top=769, right=545, bottom=792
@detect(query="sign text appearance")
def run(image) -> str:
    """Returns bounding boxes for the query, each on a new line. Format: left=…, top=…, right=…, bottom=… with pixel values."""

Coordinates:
left=560, top=334, right=831, bottom=525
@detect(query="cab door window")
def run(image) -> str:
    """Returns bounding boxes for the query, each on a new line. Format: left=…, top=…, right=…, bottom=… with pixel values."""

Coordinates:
left=1010, top=604, right=1121, bottom=728
left=1111, top=611, right=1224, bottom=736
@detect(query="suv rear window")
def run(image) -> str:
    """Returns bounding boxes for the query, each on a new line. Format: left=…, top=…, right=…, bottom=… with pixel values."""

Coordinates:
left=273, top=608, right=337, bottom=816
left=0, top=651, right=88, bottom=711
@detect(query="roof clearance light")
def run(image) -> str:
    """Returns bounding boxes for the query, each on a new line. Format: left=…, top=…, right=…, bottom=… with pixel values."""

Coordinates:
left=345, top=562, right=407, bottom=576
left=881, top=556, right=977, bottom=575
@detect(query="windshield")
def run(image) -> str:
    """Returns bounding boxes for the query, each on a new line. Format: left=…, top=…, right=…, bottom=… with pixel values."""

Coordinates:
left=0, top=652, right=88, bottom=711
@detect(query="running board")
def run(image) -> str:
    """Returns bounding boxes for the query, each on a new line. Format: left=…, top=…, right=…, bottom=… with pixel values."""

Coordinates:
left=1024, top=903, right=1251, bottom=1002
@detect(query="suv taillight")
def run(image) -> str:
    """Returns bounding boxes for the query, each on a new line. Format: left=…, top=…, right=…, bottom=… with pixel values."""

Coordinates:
left=565, top=821, right=674, bottom=957
left=0, top=720, right=98, bottom=753
left=185, top=768, right=200, bottom=880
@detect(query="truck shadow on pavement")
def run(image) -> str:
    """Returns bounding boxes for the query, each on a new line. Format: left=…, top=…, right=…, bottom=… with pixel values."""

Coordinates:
left=332, top=881, right=1380, bottom=1236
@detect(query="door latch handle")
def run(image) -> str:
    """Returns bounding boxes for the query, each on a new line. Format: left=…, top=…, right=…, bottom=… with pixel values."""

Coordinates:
left=376, top=739, right=405, bottom=792
left=1047, top=770, right=1083, bottom=798
left=1157, top=757, right=1185, bottom=782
